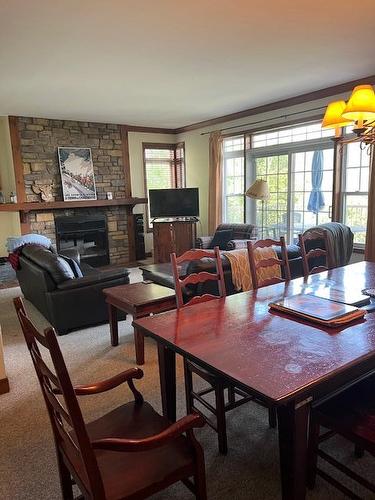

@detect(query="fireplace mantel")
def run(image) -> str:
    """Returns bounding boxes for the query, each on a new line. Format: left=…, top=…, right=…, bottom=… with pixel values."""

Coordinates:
left=0, top=197, right=147, bottom=213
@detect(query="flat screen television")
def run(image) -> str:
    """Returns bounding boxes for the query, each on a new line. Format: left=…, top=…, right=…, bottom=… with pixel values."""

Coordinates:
left=149, top=188, right=199, bottom=219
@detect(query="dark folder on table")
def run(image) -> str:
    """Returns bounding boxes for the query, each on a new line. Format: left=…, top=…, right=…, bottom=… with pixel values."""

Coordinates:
left=269, top=294, right=366, bottom=327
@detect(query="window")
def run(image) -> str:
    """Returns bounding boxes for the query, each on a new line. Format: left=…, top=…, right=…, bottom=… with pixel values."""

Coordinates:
left=222, top=122, right=335, bottom=242
left=342, top=142, right=370, bottom=246
left=143, top=142, right=185, bottom=228
left=223, top=136, right=245, bottom=223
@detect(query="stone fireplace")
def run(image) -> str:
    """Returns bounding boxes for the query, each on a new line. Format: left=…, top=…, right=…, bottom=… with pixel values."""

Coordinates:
left=16, top=116, right=134, bottom=264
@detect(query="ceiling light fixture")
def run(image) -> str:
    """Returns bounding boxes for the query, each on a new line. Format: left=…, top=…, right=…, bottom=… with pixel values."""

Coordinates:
left=322, top=84, right=375, bottom=146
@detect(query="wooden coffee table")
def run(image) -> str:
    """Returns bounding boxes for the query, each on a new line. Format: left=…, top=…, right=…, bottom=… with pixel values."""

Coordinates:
left=103, top=282, right=176, bottom=365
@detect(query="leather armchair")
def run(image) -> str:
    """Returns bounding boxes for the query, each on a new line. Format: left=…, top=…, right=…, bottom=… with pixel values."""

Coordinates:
left=16, top=244, right=130, bottom=335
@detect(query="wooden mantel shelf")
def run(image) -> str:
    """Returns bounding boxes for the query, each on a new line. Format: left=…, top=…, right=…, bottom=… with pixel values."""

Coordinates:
left=0, top=197, right=148, bottom=213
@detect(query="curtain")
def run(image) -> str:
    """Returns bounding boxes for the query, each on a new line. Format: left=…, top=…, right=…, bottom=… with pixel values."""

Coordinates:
left=208, top=131, right=223, bottom=234
left=365, top=146, right=375, bottom=261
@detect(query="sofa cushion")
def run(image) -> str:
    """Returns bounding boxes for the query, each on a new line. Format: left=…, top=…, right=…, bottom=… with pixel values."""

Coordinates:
left=21, top=244, right=75, bottom=284
left=209, top=229, right=233, bottom=250
left=60, top=254, right=83, bottom=278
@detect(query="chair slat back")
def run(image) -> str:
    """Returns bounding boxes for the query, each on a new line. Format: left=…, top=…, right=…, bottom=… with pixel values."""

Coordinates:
left=247, top=237, right=291, bottom=290
left=298, top=229, right=330, bottom=277
left=13, top=297, right=105, bottom=499
left=171, top=246, right=226, bottom=309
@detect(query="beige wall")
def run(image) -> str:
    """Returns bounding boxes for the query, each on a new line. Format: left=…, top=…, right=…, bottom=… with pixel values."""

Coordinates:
left=176, top=91, right=350, bottom=236
left=128, top=131, right=177, bottom=252
left=0, top=117, right=20, bottom=257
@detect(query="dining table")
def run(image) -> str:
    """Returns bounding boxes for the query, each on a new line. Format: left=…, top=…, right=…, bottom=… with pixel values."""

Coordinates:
left=133, top=261, right=375, bottom=500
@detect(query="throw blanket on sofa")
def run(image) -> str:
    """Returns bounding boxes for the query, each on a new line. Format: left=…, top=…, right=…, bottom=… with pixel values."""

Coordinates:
left=223, top=248, right=281, bottom=292
left=304, top=222, right=354, bottom=268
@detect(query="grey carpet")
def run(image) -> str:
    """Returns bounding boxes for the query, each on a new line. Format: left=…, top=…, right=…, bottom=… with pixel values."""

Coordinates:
left=0, top=271, right=373, bottom=499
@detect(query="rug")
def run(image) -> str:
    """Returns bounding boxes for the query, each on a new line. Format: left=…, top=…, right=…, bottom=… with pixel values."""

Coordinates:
left=0, top=276, right=373, bottom=499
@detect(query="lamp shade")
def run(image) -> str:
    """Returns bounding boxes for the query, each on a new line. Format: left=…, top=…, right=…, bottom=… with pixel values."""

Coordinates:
left=321, top=100, right=352, bottom=129
left=246, top=179, right=270, bottom=201
left=342, top=85, right=375, bottom=122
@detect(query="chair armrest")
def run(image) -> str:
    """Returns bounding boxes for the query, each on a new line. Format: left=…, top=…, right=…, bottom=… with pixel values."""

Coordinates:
left=226, top=239, right=256, bottom=250
left=92, top=413, right=205, bottom=452
left=74, top=367, right=143, bottom=395
left=53, top=368, right=144, bottom=401
left=56, top=269, right=128, bottom=290
left=195, top=236, right=212, bottom=249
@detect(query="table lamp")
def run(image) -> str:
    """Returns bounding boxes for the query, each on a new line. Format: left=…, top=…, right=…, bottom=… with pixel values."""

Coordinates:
left=246, top=179, right=270, bottom=238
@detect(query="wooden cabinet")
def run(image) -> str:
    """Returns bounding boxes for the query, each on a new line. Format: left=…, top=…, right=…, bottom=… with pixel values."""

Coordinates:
left=153, top=220, right=197, bottom=263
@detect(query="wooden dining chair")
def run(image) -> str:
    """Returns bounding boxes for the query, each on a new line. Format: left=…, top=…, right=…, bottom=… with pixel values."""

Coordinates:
left=247, top=237, right=291, bottom=290
left=298, top=229, right=330, bottom=277
left=171, top=247, right=269, bottom=455
left=14, top=296, right=207, bottom=500
left=307, top=376, right=375, bottom=498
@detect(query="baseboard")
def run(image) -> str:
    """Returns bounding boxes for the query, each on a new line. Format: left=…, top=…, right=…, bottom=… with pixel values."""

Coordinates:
left=0, top=377, right=10, bottom=395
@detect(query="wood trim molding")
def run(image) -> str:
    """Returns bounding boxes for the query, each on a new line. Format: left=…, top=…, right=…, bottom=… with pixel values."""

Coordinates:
left=174, top=75, right=375, bottom=134
left=124, top=125, right=175, bottom=134
left=8, top=116, right=26, bottom=203
left=120, top=126, right=132, bottom=198
left=0, top=377, right=10, bottom=395
left=120, top=125, right=138, bottom=262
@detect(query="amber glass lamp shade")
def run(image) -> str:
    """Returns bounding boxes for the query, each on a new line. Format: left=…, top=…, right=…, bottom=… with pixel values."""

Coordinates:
left=342, top=85, right=375, bottom=122
left=321, top=101, right=352, bottom=129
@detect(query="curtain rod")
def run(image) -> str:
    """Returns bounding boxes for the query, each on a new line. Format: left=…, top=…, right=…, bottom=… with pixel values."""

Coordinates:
left=200, top=106, right=326, bottom=136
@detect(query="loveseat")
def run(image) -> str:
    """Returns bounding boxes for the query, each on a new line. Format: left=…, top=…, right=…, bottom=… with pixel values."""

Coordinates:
left=16, top=244, right=130, bottom=335
left=142, top=223, right=354, bottom=298
left=195, top=223, right=257, bottom=251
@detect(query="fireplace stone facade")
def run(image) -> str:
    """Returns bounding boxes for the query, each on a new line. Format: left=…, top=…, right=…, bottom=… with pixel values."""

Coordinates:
left=17, top=116, right=129, bottom=263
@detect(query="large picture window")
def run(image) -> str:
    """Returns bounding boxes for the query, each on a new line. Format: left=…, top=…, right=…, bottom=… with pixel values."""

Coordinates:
left=342, top=141, right=370, bottom=246
left=143, top=142, right=185, bottom=228
left=222, top=136, right=245, bottom=223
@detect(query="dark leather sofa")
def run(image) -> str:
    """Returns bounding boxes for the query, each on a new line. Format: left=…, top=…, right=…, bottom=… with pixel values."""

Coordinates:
left=142, top=223, right=354, bottom=298
left=195, top=223, right=257, bottom=251
left=16, top=244, right=130, bottom=335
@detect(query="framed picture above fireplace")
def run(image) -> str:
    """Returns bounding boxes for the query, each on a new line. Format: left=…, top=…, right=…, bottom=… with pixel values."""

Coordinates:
left=58, top=147, right=97, bottom=201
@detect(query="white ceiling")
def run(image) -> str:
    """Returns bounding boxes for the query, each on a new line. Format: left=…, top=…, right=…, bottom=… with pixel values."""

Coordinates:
left=0, top=0, right=374, bottom=128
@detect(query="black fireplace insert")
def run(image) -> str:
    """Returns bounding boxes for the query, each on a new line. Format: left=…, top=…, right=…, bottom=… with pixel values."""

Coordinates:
left=55, top=214, right=109, bottom=267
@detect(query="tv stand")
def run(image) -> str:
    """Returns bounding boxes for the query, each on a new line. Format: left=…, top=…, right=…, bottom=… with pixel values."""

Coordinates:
left=152, top=219, right=197, bottom=263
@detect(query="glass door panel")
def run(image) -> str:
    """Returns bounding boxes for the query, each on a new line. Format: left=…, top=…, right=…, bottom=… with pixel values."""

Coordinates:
left=255, top=154, right=289, bottom=238
left=289, top=149, right=333, bottom=243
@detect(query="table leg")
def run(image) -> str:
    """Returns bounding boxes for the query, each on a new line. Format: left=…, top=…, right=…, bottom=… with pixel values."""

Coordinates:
left=134, top=327, right=145, bottom=365
left=277, top=399, right=310, bottom=500
left=157, top=343, right=176, bottom=422
left=108, top=304, right=118, bottom=346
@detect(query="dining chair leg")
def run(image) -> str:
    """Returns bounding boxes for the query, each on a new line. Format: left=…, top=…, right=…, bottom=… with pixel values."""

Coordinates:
left=184, top=359, right=194, bottom=414
left=307, top=419, right=320, bottom=489
left=268, top=406, right=277, bottom=428
left=215, top=382, right=228, bottom=455
left=194, top=464, right=208, bottom=500
left=228, top=385, right=236, bottom=406
left=57, top=451, right=74, bottom=500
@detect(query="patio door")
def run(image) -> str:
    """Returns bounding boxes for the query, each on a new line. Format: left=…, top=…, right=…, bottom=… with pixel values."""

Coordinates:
left=289, top=148, right=334, bottom=243
left=251, top=147, right=334, bottom=243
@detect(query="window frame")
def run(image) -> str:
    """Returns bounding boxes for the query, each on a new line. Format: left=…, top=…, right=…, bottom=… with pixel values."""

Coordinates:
left=142, top=142, right=186, bottom=231
left=340, top=137, right=370, bottom=249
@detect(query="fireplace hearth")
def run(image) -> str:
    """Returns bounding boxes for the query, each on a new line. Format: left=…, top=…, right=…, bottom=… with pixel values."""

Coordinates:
left=55, top=214, right=109, bottom=267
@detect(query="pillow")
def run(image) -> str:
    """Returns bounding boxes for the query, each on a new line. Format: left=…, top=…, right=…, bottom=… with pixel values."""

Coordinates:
left=209, top=229, right=233, bottom=250
left=59, top=254, right=83, bottom=278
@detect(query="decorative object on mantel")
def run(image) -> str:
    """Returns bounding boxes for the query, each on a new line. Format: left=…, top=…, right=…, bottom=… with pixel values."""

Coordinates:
left=322, top=84, right=375, bottom=146
left=58, top=147, right=97, bottom=201
left=32, top=182, right=54, bottom=202
left=106, top=191, right=113, bottom=200
left=10, top=192, right=17, bottom=203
